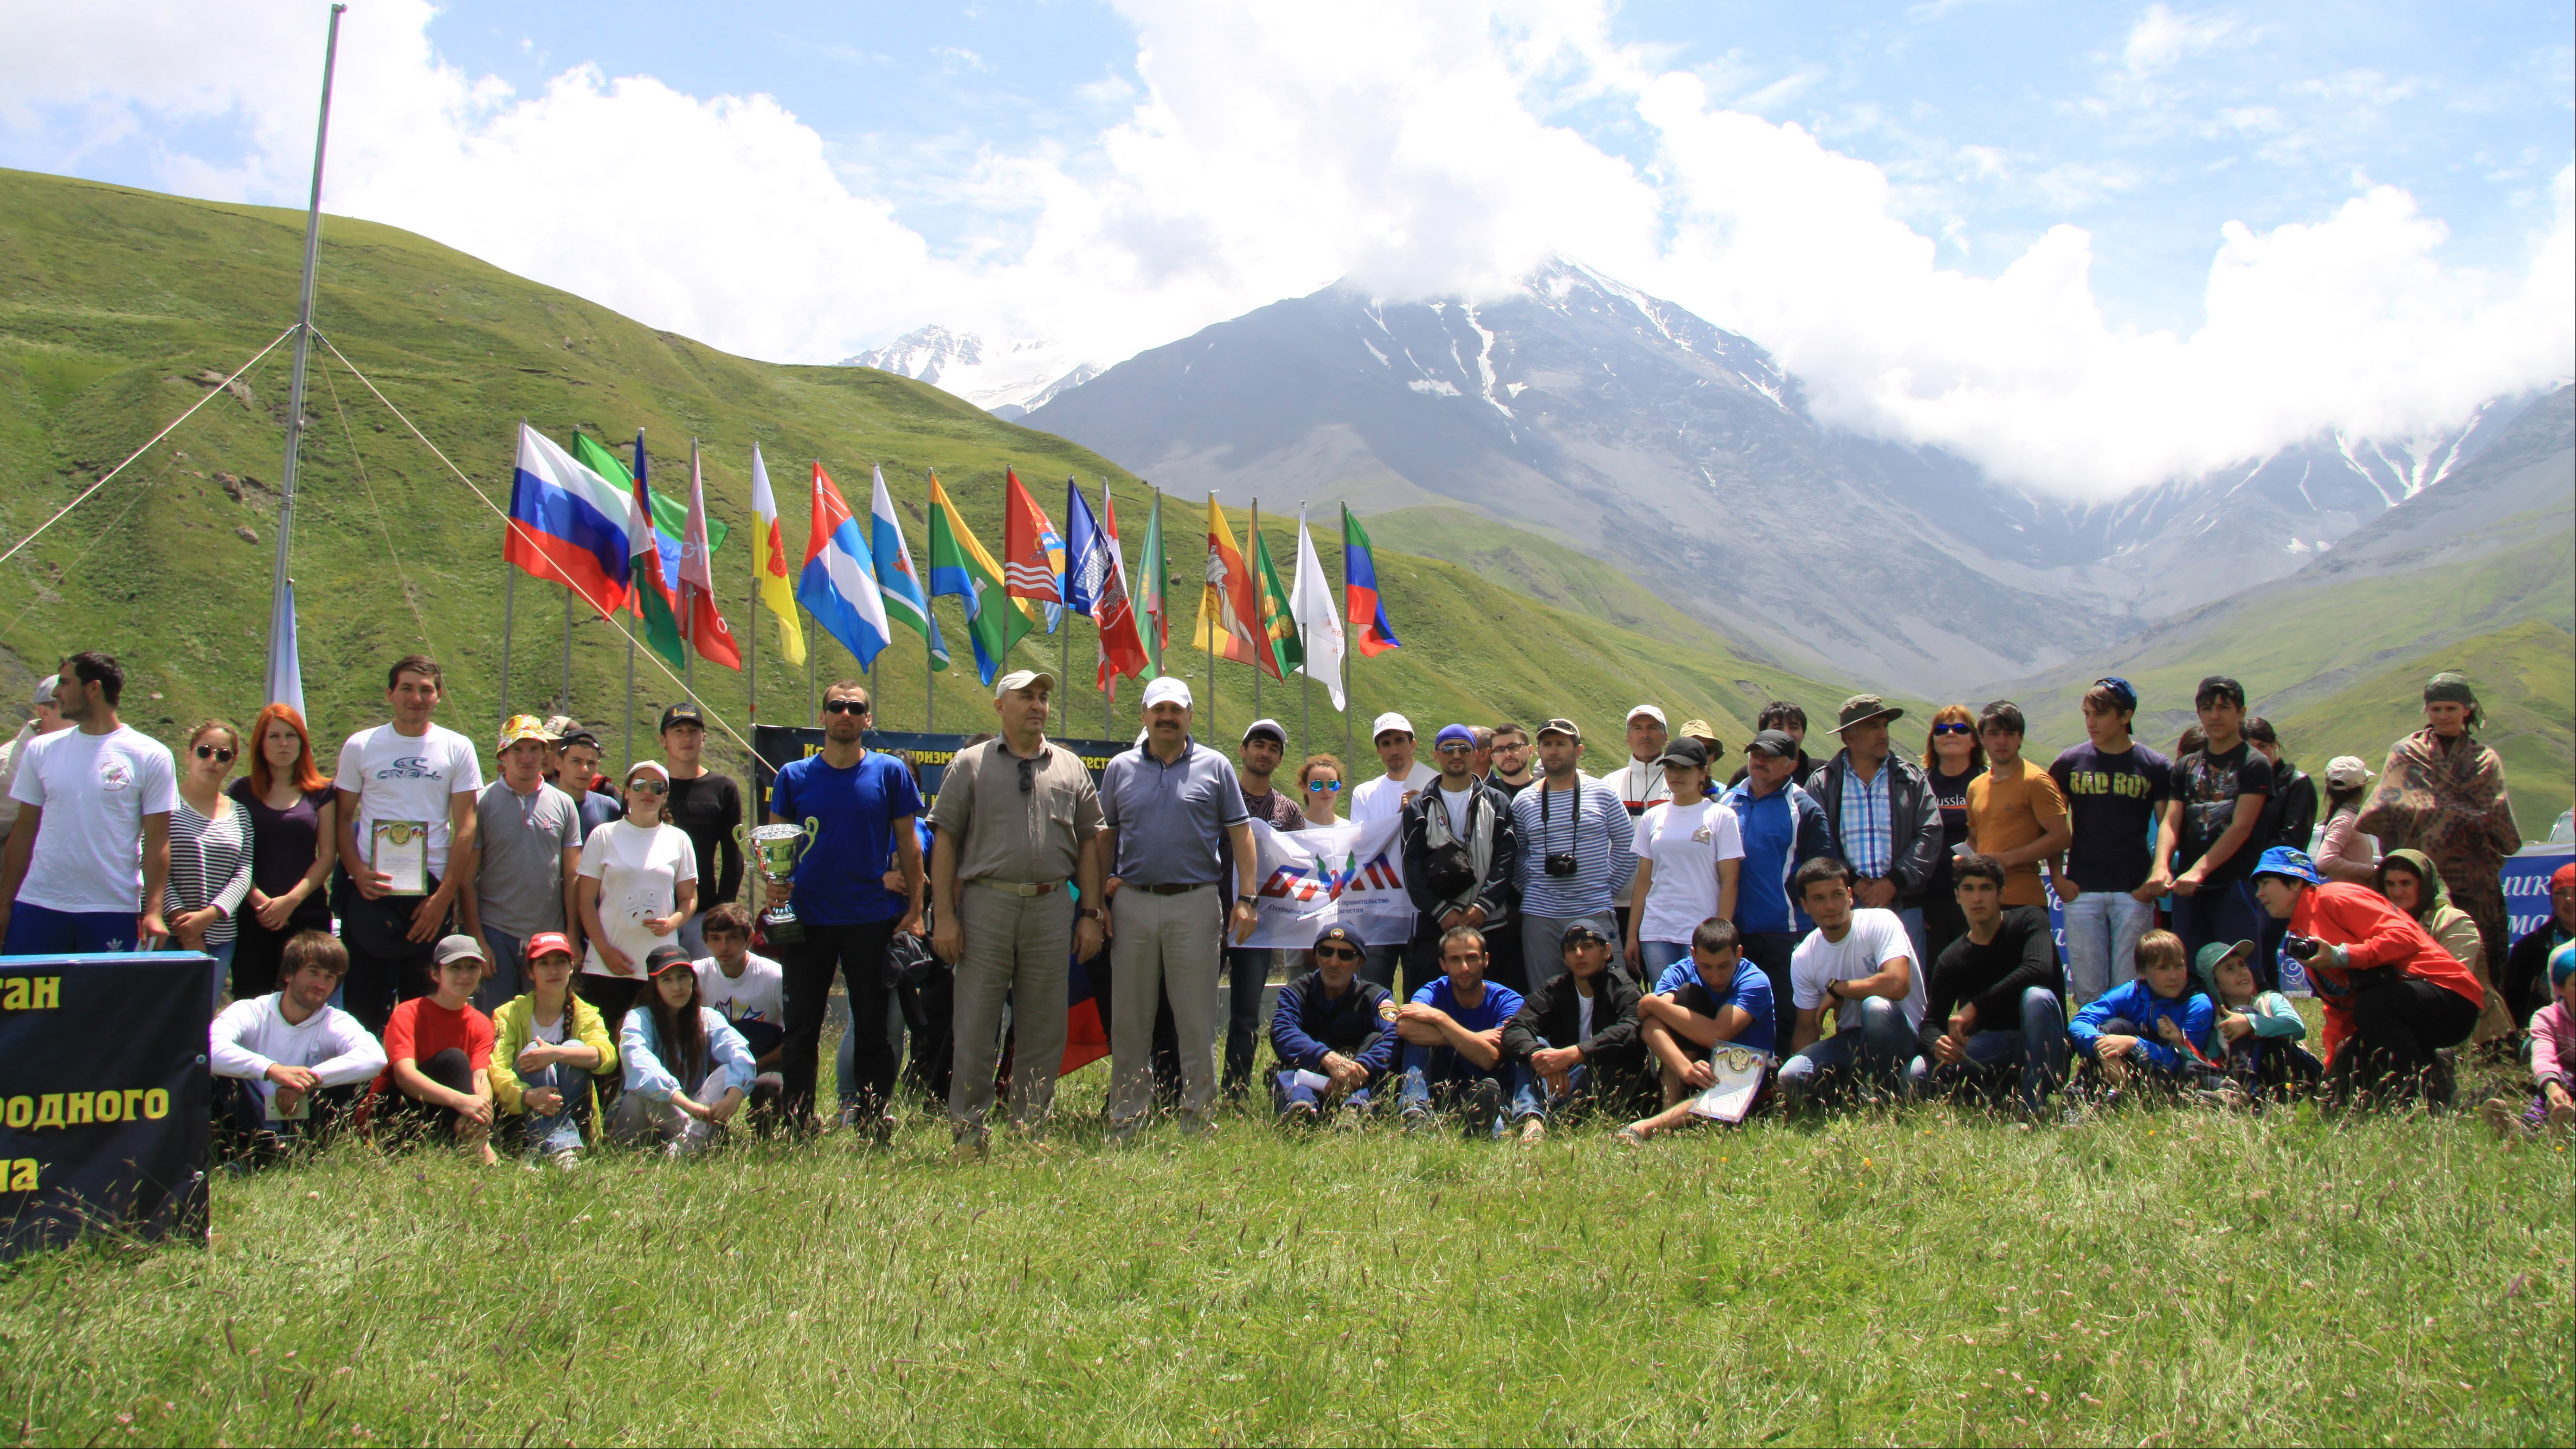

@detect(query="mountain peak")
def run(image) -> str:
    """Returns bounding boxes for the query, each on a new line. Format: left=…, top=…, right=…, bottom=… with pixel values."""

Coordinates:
left=841, top=326, right=1100, bottom=417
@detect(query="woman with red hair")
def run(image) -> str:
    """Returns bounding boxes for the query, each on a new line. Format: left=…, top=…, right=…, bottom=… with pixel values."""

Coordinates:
left=226, top=703, right=339, bottom=999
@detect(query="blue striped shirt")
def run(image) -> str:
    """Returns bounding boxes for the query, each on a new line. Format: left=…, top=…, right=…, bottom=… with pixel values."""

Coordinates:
left=1837, top=762, right=1892, bottom=879
left=1509, top=777, right=1637, bottom=917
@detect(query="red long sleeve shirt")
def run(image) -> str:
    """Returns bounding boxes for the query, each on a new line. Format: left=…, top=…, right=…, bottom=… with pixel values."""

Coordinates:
left=2289, top=881, right=2483, bottom=1064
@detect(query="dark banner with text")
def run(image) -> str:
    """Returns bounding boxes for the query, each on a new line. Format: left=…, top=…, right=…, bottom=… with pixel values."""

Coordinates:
left=0, top=954, right=211, bottom=1260
left=750, top=727, right=1132, bottom=808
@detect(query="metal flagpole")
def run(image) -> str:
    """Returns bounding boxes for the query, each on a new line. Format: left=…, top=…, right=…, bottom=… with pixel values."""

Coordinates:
left=500, top=550, right=516, bottom=721
left=1341, top=504, right=1354, bottom=767
left=922, top=608, right=932, bottom=733
left=746, top=450, right=758, bottom=729
left=628, top=429, right=642, bottom=767
left=683, top=437, right=698, bottom=704
left=264, top=3, right=346, bottom=711
left=1250, top=498, right=1262, bottom=727
left=1301, top=495, right=1311, bottom=761
left=562, top=579, right=573, bottom=712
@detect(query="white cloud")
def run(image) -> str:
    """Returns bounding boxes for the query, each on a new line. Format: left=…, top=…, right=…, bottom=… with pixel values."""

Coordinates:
left=2, top=0, right=2568, bottom=500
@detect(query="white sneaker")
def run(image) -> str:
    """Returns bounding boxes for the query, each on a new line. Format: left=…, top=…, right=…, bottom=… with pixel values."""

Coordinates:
left=1517, top=1117, right=1547, bottom=1145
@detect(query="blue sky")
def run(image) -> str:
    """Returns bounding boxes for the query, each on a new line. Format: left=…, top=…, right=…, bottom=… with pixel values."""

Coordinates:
left=4, top=1, right=2569, bottom=495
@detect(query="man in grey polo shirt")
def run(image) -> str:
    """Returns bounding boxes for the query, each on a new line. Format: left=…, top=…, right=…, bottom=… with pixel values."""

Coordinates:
left=930, top=668, right=1106, bottom=1152
left=459, top=714, right=583, bottom=1012
left=1098, top=676, right=1259, bottom=1140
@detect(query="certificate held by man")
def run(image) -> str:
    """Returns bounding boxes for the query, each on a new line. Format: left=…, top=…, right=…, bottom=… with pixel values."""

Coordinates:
left=371, top=820, right=429, bottom=896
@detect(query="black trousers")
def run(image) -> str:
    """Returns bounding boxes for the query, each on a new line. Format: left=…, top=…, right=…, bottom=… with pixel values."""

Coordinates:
left=1739, top=930, right=1800, bottom=1057
left=782, top=918, right=899, bottom=1125
left=2337, top=976, right=2480, bottom=1103
left=214, top=1078, right=361, bottom=1164
left=373, top=1046, right=474, bottom=1146
left=335, top=875, right=448, bottom=1036
left=899, top=963, right=955, bottom=1105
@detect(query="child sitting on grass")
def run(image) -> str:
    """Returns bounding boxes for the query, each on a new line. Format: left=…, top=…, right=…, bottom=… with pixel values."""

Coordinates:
left=489, top=931, right=618, bottom=1168
left=2197, top=939, right=2321, bottom=1105
left=2069, top=928, right=2213, bottom=1100
left=2483, top=939, right=2576, bottom=1142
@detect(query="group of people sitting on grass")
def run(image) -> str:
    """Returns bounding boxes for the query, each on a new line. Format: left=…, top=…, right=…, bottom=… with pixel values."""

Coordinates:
left=4, top=646, right=2565, bottom=1165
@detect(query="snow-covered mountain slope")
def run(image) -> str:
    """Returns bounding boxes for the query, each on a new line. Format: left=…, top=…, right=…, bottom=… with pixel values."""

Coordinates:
left=841, top=326, right=1102, bottom=418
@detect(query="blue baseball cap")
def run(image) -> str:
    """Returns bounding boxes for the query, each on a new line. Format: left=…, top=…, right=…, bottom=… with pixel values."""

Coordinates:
left=2250, top=846, right=2322, bottom=885
left=1434, top=724, right=1476, bottom=750
left=2093, top=677, right=2137, bottom=712
left=2549, top=939, right=2575, bottom=990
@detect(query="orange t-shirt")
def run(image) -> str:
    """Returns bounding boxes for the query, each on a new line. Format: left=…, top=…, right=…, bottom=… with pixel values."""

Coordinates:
left=1965, top=757, right=2070, bottom=907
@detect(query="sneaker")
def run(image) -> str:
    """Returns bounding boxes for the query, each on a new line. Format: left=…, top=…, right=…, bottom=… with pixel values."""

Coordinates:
left=2424, top=1053, right=2458, bottom=1110
left=1400, top=1107, right=1433, bottom=1136
left=1331, top=1103, right=1369, bottom=1133
left=546, top=1149, right=582, bottom=1172
left=1281, top=1103, right=1320, bottom=1130
left=1517, top=1117, right=1547, bottom=1146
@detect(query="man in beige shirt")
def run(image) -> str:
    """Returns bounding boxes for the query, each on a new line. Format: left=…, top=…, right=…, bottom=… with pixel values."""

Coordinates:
left=930, top=668, right=1106, bottom=1152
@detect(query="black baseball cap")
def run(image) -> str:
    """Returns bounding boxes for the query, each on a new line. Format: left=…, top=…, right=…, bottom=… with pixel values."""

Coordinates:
left=2195, top=675, right=2245, bottom=708
left=659, top=701, right=706, bottom=732
left=1561, top=922, right=1611, bottom=949
left=1657, top=738, right=1709, bottom=771
left=643, top=944, right=694, bottom=977
left=1746, top=729, right=1799, bottom=760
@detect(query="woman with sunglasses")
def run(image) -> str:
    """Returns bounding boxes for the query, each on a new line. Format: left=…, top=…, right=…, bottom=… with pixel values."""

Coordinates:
left=166, top=720, right=254, bottom=1013
left=1297, top=754, right=1347, bottom=826
left=228, top=703, right=339, bottom=1000
left=1919, top=705, right=1987, bottom=969
left=574, top=759, right=698, bottom=1038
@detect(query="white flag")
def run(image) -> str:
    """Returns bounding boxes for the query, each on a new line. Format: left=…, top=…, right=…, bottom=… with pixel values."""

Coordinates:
left=1289, top=506, right=1346, bottom=710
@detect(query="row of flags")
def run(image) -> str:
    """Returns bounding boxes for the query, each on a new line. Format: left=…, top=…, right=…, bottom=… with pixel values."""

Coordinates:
left=504, top=422, right=1402, bottom=701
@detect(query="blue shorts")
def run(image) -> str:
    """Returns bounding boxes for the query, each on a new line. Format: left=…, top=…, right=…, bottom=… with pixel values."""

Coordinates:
left=4, top=903, right=142, bottom=955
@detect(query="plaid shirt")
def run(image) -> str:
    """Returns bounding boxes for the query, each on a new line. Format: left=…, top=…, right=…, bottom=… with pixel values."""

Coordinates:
left=1837, top=761, right=1894, bottom=879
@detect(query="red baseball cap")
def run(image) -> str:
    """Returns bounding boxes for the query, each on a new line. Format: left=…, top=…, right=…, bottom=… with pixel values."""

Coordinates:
left=525, top=931, right=576, bottom=962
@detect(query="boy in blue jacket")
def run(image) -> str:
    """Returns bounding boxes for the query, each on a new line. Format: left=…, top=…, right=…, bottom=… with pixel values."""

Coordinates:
left=1268, top=925, right=1399, bottom=1122
left=2070, top=928, right=2214, bottom=1097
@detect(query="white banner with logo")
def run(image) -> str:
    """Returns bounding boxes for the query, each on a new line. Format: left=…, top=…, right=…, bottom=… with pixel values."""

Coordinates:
left=1240, top=817, right=1417, bottom=950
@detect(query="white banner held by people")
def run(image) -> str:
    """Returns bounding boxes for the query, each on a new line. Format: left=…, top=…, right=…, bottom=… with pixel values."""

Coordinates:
left=1241, top=817, right=1413, bottom=949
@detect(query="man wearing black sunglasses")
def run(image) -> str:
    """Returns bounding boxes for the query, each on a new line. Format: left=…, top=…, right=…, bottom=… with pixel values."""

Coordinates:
left=0, top=651, right=177, bottom=957
left=1267, top=924, right=1397, bottom=1122
left=930, top=669, right=1106, bottom=1153
left=767, top=681, right=924, bottom=1139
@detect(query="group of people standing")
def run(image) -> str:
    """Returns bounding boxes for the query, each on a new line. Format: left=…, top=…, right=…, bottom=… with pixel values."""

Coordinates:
left=0, top=645, right=2562, bottom=1165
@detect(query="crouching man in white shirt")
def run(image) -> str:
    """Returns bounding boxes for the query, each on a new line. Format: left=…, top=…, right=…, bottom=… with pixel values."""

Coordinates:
left=208, top=929, right=387, bottom=1165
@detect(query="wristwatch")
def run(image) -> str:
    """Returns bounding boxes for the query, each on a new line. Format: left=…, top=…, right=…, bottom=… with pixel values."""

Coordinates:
left=1079, top=906, right=1105, bottom=921
left=1236, top=894, right=1257, bottom=906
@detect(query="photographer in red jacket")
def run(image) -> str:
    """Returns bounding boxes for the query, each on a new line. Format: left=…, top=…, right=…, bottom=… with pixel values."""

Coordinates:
left=2249, top=846, right=2482, bottom=1107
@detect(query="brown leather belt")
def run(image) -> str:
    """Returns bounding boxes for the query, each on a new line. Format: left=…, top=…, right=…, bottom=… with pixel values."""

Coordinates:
left=966, top=878, right=1065, bottom=897
left=1136, top=882, right=1212, bottom=896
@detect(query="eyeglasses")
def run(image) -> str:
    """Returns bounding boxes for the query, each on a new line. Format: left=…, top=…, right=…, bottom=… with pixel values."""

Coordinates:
left=194, top=745, right=235, bottom=762
left=1931, top=723, right=1972, bottom=736
left=1305, top=780, right=1342, bottom=793
left=628, top=779, right=669, bottom=795
left=1314, top=945, right=1361, bottom=962
left=822, top=699, right=869, bottom=716
left=1492, top=740, right=1528, bottom=751
left=1434, top=743, right=1473, bottom=755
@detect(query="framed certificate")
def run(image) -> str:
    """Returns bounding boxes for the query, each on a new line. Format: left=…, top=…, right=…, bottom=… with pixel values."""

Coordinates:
left=372, top=820, right=429, bottom=896
left=1684, top=1046, right=1772, bottom=1124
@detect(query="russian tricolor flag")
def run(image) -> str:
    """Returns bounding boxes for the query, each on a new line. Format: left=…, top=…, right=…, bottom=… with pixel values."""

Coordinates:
left=798, top=463, right=892, bottom=669
left=507, top=423, right=633, bottom=616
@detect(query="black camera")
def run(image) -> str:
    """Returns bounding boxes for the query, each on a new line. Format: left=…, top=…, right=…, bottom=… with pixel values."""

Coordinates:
left=1544, top=851, right=1580, bottom=877
left=2284, top=934, right=2322, bottom=962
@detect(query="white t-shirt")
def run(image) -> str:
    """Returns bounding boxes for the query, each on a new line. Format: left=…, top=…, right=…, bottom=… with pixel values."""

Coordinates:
left=1437, top=785, right=1474, bottom=837
left=1628, top=799, right=1746, bottom=945
left=207, top=993, right=387, bottom=1094
left=8, top=724, right=178, bottom=915
left=1789, top=906, right=1925, bottom=1031
left=1349, top=762, right=1438, bottom=825
left=1576, top=986, right=1595, bottom=1042
left=530, top=1011, right=568, bottom=1046
left=576, top=820, right=698, bottom=977
left=696, top=951, right=785, bottom=1026
left=333, top=723, right=484, bottom=876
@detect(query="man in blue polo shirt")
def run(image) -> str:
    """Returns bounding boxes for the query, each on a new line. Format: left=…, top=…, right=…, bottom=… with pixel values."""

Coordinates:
left=766, top=680, right=923, bottom=1138
left=1720, top=729, right=1835, bottom=1054
left=1395, top=925, right=1526, bottom=1137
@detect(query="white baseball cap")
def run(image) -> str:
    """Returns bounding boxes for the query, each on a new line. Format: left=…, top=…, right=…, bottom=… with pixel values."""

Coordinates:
left=31, top=675, right=57, bottom=707
left=1241, top=718, right=1286, bottom=745
left=1371, top=712, right=1414, bottom=740
left=1627, top=704, right=1667, bottom=727
left=994, top=668, right=1057, bottom=698
left=1141, top=676, right=1193, bottom=710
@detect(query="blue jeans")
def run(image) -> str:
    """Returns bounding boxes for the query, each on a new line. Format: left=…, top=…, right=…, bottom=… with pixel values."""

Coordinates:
left=1778, top=996, right=1913, bottom=1109
left=1397, top=1044, right=1511, bottom=1137
left=1271, top=1068, right=1375, bottom=1116
left=1638, top=940, right=1689, bottom=982
left=1507, top=1034, right=1590, bottom=1122
left=3, top=903, right=142, bottom=955
left=474, top=927, right=526, bottom=1015
left=1907, top=986, right=2068, bottom=1113
left=2082, top=1015, right=2199, bottom=1082
left=514, top=1060, right=590, bottom=1156
left=203, top=938, right=236, bottom=1015
left=2062, top=892, right=2154, bottom=1005
left=1223, top=947, right=1276, bottom=1093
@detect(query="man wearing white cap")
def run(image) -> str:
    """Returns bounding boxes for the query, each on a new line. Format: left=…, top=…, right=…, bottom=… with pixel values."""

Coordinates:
left=1097, top=677, right=1259, bottom=1139
left=929, top=669, right=1106, bottom=1150
left=0, top=674, right=69, bottom=848
left=1611, top=705, right=1673, bottom=938
left=1349, top=712, right=1438, bottom=989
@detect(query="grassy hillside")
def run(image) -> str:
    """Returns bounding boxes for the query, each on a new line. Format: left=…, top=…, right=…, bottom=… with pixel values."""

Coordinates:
left=0, top=169, right=1848, bottom=777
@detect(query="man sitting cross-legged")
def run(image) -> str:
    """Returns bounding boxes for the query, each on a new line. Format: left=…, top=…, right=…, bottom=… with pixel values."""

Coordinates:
left=1620, top=917, right=1778, bottom=1142
left=208, top=929, right=386, bottom=1165
left=1907, top=853, right=2070, bottom=1116
left=1267, top=925, right=1400, bottom=1123
left=1778, top=858, right=1924, bottom=1112
left=1501, top=922, right=1654, bottom=1144
left=1394, top=925, right=1525, bottom=1138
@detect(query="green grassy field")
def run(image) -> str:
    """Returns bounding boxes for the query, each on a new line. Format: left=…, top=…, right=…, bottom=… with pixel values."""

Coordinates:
left=4, top=1033, right=2569, bottom=1448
